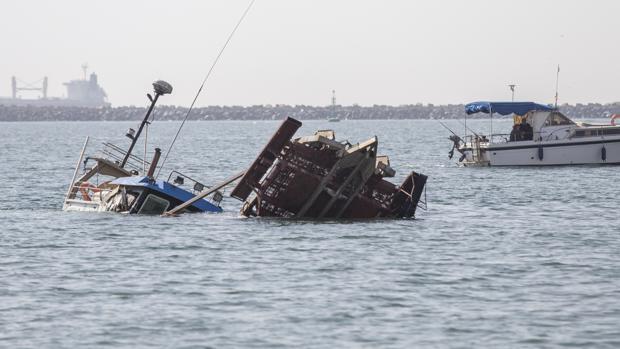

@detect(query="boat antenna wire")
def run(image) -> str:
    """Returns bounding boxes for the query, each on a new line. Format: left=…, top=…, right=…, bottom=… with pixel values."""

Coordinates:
left=156, top=0, right=256, bottom=179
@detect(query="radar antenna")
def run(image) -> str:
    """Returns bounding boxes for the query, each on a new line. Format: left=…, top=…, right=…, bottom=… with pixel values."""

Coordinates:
left=81, top=63, right=88, bottom=80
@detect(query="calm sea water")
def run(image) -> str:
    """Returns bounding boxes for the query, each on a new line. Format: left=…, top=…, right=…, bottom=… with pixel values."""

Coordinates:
left=1, top=119, right=619, bottom=348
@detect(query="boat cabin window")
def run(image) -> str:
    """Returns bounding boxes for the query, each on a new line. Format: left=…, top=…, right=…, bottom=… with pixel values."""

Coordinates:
left=602, top=128, right=620, bottom=135
left=574, top=130, right=587, bottom=137
left=544, top=112, right=574, bottom=127
left=574, top=128, right=620, bottom=137
left=138, top=194, right=170, bottom=214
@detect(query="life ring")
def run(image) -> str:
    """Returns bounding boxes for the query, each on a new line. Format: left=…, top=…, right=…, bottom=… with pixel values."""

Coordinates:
left=611, top=114, right=620, bottom=126
left=78, top=182, right=100, bottom=201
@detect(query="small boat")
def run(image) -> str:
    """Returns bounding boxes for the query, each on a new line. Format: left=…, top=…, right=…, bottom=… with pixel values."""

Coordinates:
left=327, top=116, right=341, bottom=122
left=327, top=89, right=341, bottom=122
left=62, top=81, right=223, bottom=214
left=449, top=101, right=620, bottom=166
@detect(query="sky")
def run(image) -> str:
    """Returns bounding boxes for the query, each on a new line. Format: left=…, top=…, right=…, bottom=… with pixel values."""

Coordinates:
left=1, top=0, right=619, bottom=107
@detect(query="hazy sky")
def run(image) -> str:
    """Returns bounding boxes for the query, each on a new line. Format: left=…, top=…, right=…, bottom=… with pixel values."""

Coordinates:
left=1, top=0, right=619, bottom=107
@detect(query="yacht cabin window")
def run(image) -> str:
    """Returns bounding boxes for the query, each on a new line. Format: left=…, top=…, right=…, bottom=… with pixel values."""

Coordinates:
left=575, top=128, right=620, bottom=137
left=543, top=112, right=574, bottom=127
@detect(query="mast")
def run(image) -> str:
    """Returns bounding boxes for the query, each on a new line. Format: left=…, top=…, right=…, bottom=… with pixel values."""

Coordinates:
left=120, top=80, right=172, bottom=168
left=332, top=89, right=336, bottom=119
left=464, top=100, right=469, bottom=142
left=489, top=106, right=493, bottom=144
left=554, top=65, right=560, bottom=108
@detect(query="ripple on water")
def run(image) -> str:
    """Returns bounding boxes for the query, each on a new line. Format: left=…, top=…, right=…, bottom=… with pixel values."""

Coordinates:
left=1, top=120, right=619, bottom=348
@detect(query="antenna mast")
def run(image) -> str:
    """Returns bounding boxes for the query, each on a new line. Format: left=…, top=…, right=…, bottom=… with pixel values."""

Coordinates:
left=508, top=84, right=516, bottom=102
left=554, top=65, right=560, bottom=108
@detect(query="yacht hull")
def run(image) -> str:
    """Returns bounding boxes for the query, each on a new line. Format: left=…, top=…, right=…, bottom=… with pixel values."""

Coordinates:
left=462, top=137, right=620, bottom=166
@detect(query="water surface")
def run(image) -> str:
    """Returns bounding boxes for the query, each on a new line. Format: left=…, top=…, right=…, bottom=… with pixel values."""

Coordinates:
left=1, top=119, right=619, bottom=348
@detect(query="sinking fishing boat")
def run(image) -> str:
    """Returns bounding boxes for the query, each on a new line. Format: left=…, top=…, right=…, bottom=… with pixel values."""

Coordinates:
left=225, top=117, right=427, bottom=219
left=64, top=1, right=258, bottom=215
left=62, top=81, right=223, bottom=214
left=448, top=101, right=620, bottom=166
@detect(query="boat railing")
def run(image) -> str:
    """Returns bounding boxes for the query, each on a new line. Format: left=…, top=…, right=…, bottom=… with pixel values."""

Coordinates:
left=465, top=133, right=510, bottom=145
left=464, top=134, right=487, bottom=145
left=490, top=133, right=510, bottom=143
left=167, top=170, right=223, bottom=205
left=99, top=142, right=151, bottom=173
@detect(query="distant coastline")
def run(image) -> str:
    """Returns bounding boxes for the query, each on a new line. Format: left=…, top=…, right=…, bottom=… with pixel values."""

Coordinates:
left=1, top=103, right=619, bottom=122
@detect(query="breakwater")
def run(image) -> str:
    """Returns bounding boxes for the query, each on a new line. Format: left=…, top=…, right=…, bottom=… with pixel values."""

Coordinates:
left=1, top=103, right=619, bottom=121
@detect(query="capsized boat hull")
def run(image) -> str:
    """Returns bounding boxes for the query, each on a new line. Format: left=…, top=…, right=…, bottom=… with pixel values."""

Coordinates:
left=231, top=117, right=428, bottom=219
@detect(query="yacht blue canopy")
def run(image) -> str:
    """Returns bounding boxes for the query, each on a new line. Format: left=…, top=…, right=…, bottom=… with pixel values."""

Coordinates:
left=465, top=102, right=554, bottom=116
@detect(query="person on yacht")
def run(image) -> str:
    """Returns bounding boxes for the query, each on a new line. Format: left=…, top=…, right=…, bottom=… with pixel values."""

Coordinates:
left=519, top=119, right=533, bottom=141
left=510, top=123, right=520, bottom=141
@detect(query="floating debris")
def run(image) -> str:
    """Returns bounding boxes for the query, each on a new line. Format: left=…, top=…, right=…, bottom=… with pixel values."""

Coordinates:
left=228, top=117, right=427, bottom=219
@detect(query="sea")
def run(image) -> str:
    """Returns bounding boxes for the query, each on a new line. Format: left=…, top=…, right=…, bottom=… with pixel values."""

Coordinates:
left=1, top=119, right=619, bottom=348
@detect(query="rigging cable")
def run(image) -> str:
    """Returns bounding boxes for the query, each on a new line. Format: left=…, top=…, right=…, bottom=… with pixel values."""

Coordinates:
left=155, top=0, right=256, bottom=179
left=144, top=122, right=149, bottom=173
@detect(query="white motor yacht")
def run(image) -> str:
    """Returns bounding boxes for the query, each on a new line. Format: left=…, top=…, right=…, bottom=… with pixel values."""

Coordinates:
left=450, top=102, right=620, bottom=166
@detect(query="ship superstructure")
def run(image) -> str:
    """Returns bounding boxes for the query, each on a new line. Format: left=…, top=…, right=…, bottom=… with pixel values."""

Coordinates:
left=0, top=65, right=109, bottom=107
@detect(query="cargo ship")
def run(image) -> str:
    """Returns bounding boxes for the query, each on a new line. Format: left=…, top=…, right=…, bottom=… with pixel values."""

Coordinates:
left=0, top=65, right=109, bottom=108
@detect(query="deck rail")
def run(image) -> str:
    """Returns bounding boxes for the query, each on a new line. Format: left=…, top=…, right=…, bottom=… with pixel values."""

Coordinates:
left=99, top=142, right=151, bottom=173
left=166, top=170, right=223, bottom=206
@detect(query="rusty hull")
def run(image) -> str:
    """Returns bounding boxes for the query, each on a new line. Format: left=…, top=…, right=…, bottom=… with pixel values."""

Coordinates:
left=230, top=117, right=427, bottom=219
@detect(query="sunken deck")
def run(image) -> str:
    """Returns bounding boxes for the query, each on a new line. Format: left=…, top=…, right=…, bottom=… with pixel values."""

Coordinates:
left=230, top=117, right=427, bottom=219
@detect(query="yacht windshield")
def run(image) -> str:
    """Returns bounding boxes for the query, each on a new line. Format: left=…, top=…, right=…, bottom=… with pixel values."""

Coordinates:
left=544, top=112, right=574, bottom=126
